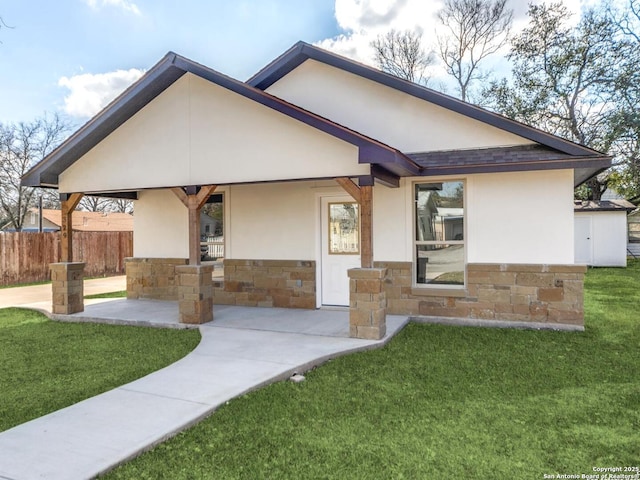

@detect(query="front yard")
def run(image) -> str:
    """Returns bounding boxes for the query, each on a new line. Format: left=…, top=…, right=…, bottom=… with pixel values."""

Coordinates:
left=105, top=262, right=640, bottom=479
left=1, top=262, right=638, bottom=479
left=0, top=308, right=200, bottom=432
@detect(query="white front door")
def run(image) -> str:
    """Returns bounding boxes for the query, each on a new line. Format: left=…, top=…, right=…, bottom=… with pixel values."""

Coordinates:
left=575, top=215, right=593, bottom=265
left=320, top=196, right=361, bottom=306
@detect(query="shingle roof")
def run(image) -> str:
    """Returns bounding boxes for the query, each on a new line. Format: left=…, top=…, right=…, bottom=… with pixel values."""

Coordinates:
left=573, top=200, right=636, bottom=212
left=407, top=145, right=609, bottom=186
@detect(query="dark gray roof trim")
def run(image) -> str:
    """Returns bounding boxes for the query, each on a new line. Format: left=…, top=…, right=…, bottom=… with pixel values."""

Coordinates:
left=574, top=199, right=636, bottom=212
left=407, top=145, right=611, bottom=186
left=248, top=42, right=608, bottom=159
left=23, top=52, right=414, bottom=188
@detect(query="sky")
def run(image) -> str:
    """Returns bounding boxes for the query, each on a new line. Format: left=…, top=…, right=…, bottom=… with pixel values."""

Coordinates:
left=0, top=0, right=608, bottom=126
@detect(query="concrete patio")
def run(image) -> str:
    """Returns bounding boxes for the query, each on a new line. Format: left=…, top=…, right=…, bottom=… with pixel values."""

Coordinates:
left=0, top=299, right=408, bottom=480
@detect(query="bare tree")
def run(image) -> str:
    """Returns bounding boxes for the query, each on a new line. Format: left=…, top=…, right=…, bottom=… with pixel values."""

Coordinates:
left=0, top=114, right=70, bottom=230
left=437, top=0, right=513, bottom=102
left=109, top=198, right=133, bottom=214
left=371, top=29, right=435, bottom=84
left=79, top=195, right=110, bottom=212
left=0, top=16, right=13, bottom=43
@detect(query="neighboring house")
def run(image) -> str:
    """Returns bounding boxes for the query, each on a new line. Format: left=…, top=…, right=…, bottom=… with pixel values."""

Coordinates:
left=22, top=42, right=611, bottom=330
left=7, top=209, right=133, bottom=232
left=574, top=200, right=635, bottom=267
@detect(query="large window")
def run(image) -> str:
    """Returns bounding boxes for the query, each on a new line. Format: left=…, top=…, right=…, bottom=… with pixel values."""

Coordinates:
left=414, top=181, right=464, bottom=286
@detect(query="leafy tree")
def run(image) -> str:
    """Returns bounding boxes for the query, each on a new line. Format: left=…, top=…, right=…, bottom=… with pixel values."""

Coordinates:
left=604, top=0, right=640, bottom=200
left=484, top=3, right=630, bottom=200
left=0, top=115, right=70, bottom=230
left=437, top=0, right=512, bottom=102
left=371, top=29, right=434, bottom=84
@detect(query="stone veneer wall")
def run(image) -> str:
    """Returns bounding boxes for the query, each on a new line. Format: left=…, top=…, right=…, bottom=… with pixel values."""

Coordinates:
left=125, top=257, right=188, bottom=300
left=213, top=259, right=316, bottom=309
left=375, top=261, right=586, bottom=326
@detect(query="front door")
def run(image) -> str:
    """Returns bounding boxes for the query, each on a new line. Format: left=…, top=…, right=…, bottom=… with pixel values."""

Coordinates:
left=321, top=196, right=361, bottom=306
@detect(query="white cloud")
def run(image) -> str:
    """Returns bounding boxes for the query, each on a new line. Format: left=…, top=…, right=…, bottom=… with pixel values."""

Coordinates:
left=316, top=0, right=600, bottom=92
left=84, top=0, right=141, bottom=16
left=58, top=69, right=145, bottom=118
left=317, top=0, right=443, bottom=65
left=316, top=0, right=594, bottom=87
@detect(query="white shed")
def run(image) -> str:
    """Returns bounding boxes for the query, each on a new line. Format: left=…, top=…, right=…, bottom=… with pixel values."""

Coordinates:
left=574, top=200, right=635, bottom=267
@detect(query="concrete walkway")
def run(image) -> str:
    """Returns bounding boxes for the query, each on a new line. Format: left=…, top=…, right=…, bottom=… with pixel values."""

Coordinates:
left=0, top=301, right=408, bottom=480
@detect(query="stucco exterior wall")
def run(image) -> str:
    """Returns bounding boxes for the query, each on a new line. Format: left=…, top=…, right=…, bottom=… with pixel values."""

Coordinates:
left=467, top=169, right=574, bottom=264
left=266, top=59, right=534, bottom=153
left=133, top=189, right=189, bottom=258
left=59, top=73, right=366, bottom=193
left=228, top=182, right=319, bottom=260
left=132, top=169, right=575, bottom=267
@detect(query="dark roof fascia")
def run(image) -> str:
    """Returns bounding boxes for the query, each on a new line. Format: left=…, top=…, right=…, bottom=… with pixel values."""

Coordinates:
left=22, top=53, right=186, bottom=187
left=247, top=42, right=606, bottom=159
left=23, top=52, right=413, bottom=189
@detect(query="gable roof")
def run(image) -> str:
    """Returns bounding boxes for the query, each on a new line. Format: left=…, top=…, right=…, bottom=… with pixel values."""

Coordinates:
left=22, top=52, right=417, bottom=189
left=248, top=41, right=611, bottom=185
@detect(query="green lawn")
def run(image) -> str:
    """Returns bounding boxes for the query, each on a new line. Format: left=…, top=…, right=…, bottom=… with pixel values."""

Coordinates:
left=85, top=290, right=127, bottom=299
left=0, top=308, right=200, bottom=432
left=105, top=262, right=640, bottom=480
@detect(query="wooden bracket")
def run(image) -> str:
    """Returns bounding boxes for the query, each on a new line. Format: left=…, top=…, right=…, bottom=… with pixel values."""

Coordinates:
left=172, top=185, right=217, bottom=265
left=335, top=177, right=361, bottom=203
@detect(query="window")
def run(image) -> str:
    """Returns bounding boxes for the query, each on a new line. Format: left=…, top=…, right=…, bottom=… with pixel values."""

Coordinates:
left=200, top=193, right=224, bottom=269
left=414, top=181, right=464, bottom=286
left=328, top=202, right=360, bottom=254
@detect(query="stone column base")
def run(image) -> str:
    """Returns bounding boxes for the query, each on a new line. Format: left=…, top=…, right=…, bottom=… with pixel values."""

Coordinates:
left=50, top=262, right=85, bottom=314
left=176, top=265, right=213, bottom=324
left=348, top=267, right=387, bottom=340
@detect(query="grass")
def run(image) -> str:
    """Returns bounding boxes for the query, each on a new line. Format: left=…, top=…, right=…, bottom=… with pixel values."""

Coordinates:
left=105, top=261, right=640, bottom=479
left=0, top=308, right=200, bottom=433
left=0, top=279, right=51, bottom=289
left=85, top=290, right=127, bottom=299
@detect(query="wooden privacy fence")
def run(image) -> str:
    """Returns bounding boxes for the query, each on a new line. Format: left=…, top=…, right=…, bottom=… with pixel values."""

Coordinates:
left=0, top=231, right=133, bottom=286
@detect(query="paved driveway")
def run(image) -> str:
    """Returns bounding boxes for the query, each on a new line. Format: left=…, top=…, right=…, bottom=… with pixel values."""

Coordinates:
left=0, top=276, right=125, bottom=310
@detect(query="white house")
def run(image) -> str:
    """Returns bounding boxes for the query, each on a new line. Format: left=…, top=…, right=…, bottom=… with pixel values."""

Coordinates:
left=23, top=42, right=611, bottom=334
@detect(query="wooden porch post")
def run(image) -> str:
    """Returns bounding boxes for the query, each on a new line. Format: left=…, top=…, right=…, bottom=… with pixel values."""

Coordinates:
left=172, top=185, right=217, bottom=324
left=337, top=177, right=386, bottom=340
left=335, top=178, right=372, bottom=268
left=60, top=193, right=83, bottom=262
left=172, top=185, right=217, bottom=265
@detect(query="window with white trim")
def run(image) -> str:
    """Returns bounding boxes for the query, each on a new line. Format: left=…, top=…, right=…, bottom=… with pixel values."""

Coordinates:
left=414, top=181, right=465, bottom=286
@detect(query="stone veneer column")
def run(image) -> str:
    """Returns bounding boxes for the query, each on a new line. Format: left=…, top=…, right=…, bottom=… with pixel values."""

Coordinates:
left=50, top=262, right=85, bottom=314
left=176, top=264, right=213, bottom=324
left=348, top=267, right=387, bottom=340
